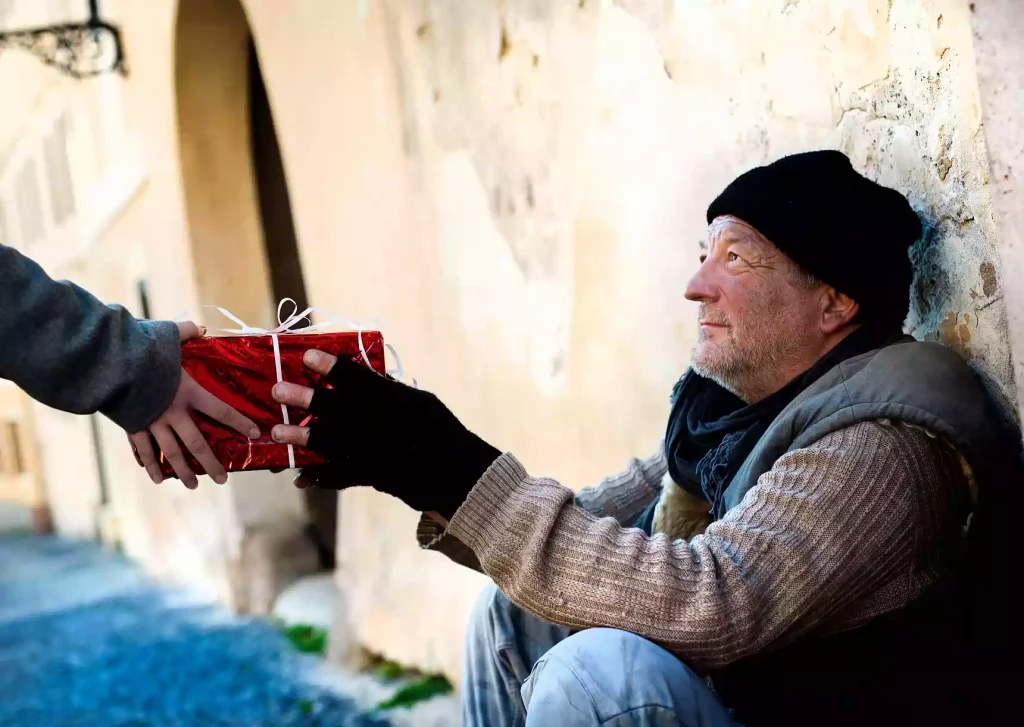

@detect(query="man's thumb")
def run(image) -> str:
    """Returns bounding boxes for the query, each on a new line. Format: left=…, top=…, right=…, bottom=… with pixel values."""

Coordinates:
left=176, top=320, right=206, bottom=342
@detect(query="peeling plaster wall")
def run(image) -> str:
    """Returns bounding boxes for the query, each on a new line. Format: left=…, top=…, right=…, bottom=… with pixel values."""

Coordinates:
left=4, top=0, right=1015, bottom=685
left=401, top=0, right=1015, bottom=410
left=970, top=0, right=1024, bottom=420
left=323, top=0, right=1017, bottom=678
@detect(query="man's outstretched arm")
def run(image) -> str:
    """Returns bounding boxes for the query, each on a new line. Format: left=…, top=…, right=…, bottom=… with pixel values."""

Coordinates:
left=269, top=349, right=963, bottom=671
left=427, top=421, right=963, bottom=670
left=0, top=244, right=180, bottom=431
left=0, top=244, right=258, bottom=486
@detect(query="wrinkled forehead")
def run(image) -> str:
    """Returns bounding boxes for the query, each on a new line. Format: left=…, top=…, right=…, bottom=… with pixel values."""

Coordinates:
left=701, top=215, right=771, bottom=250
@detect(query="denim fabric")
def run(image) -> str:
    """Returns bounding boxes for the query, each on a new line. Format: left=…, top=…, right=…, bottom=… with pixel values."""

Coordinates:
left=462, top=583, right=737, bottom=727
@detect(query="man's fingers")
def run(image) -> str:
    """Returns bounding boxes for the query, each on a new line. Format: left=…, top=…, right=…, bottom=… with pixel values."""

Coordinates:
left=303, top=349, right=337, bottom=376
left=271, top=424, right=310, bottom=447
left=171, top=415, right=227, bottom=485
left=176, top=321, right=206, bottom=342
left=130, top=431, right=164, bottom=484
left=151, top=424, right=198, bottom=489
left=272, top=382, right=315, bottom=411
left=128, top=431, right=149, bottom=467
left=274, top=378, right=346, bottom=419
left=185, top=373, right=260, bottom=439
left=319, top=353, right=390, bottom=392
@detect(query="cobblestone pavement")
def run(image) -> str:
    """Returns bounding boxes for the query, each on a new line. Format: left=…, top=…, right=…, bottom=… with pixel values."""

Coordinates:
left=0, top=534, right=392, bottom=727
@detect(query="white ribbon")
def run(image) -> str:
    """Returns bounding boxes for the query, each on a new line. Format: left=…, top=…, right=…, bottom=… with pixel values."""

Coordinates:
left=176, top=298, right=408, bottom=469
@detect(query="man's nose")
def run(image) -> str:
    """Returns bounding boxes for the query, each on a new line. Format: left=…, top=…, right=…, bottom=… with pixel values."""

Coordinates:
left=684, top=261, right=719, bottom=303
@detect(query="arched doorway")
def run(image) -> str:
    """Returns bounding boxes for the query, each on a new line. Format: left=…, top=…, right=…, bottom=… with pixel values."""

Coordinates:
left=174, top=0, right=336, bottom=610
left=247, top=39, right=337, bottom=570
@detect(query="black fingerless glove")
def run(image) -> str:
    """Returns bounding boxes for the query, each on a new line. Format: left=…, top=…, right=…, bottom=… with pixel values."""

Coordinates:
left=304, top=357, right=501, bottom=520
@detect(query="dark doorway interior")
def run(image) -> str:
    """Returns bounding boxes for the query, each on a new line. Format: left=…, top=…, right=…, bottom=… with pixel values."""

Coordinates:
left=248, top=40, right=337, bottom=570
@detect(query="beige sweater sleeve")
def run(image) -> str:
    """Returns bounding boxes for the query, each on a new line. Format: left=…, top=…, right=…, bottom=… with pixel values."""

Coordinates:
left=416, top=446, right=665, bottom=571
left=573, top=446, right=666, bottom=523
left=436, top=421, right=964, bottom=670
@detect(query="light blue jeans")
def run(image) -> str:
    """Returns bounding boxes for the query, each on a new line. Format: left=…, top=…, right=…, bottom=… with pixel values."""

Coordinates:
left=462, top=583, right=738, bottom=727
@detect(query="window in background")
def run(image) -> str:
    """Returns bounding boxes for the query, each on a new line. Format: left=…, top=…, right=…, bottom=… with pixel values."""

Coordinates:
left=14, top=159, right=45, bottom=246
left=0, top=0, right=14, bottom=28
left=43, top=111, right=76, bottom=226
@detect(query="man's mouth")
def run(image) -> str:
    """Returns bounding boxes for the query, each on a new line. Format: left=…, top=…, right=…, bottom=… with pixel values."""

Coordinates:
left=697, top=305, right=729, bottom=329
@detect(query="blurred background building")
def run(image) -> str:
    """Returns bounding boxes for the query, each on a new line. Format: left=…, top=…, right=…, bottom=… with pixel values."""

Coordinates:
left=1, top=0, right=1022, bottom=687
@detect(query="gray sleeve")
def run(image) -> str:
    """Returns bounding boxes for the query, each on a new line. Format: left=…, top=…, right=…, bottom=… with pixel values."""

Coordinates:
left=0, top=244, right=182, bottom=432
left=573, top=446, right=666, bottom=524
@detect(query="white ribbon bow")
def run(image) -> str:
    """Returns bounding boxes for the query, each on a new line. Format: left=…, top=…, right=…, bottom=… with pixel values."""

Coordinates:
left=177, top=298, right=407, bottom=469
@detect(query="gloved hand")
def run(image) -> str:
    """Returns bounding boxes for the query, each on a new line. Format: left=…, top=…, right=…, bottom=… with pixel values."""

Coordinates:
left=270, top=349, right=500, bottom=520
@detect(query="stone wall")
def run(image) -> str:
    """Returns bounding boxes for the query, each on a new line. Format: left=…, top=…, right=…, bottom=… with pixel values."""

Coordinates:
left=325, top=0, right=1016, bottom=679
left=396, top=0, right=1014, bottom=408
left=2, top=0, right=1017, bottom=685
left=971, top=0, right=1024, bottom=419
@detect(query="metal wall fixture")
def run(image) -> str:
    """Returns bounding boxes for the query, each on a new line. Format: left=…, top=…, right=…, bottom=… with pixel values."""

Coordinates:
left=0, top=0, right=126, bottom=79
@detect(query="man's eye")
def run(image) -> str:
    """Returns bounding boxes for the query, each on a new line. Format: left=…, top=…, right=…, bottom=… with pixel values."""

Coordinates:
left=728, top=252, right=740, bottom=262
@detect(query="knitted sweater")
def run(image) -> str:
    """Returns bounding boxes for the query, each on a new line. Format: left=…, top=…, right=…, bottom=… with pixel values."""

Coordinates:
left=418, top=419, right=968, bottom=671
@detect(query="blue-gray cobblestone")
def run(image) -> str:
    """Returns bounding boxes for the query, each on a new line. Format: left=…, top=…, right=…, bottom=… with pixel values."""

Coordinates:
left=0, top=535, right=389, bottom=727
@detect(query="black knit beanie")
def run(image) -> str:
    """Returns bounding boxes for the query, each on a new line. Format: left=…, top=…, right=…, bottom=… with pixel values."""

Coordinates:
left=706, top=150, right=922, bottom=332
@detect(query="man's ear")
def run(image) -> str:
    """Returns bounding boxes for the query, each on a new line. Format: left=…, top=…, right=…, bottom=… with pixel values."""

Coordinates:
left=820, top=288, right=859, bottom=334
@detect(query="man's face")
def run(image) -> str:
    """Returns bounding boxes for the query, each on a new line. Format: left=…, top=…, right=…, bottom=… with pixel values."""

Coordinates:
left=684, top=216, right=825, bottom=401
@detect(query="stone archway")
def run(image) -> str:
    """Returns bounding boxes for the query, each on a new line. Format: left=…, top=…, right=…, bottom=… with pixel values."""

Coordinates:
left=175, top=0, right=271, bottom=328
left=174, top=0, right=334, bottom=612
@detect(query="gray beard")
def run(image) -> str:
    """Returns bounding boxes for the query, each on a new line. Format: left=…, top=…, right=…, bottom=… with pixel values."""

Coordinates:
left=690, top=356, right=751, bottom=402
left=690, top=332, right=804, bottom=404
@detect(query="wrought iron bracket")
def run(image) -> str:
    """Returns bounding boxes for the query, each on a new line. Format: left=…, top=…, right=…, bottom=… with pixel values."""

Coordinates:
left=0, top=1, right=127, bottom=79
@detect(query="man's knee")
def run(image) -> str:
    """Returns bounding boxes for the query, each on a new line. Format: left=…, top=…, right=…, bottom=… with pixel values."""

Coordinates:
left=524, top=627, right=687, bottom=702
left=523, top=628, right=733, bottom=726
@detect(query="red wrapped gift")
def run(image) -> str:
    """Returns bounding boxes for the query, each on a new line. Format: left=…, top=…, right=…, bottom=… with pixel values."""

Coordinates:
left=155, top=331, right=386, bottom=479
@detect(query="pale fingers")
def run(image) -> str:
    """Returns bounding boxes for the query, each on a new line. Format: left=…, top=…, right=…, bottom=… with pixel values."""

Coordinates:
left=186, top=373, right=260, bottom=439
left=272, top=424, right=310, bottom=447
left=170, top=414, right=227, bottom=485
left=303, top=349, right=337, bottom=376
left=272, top=382, right=314, bottom=410
left=176, top=320, right=205, bottom=342
left=130, top=431, right=164, bottom=484
left=151, top=424, right=198, bottom=489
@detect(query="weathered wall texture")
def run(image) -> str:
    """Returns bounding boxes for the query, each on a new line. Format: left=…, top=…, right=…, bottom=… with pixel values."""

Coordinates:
left=402, top=0, right=1015, bottom=407
left=316, top=0, right=1016, bottom=678
left=2, top=0, right=1018, bottom=686
left=970, top=0, right=1024, bottom=420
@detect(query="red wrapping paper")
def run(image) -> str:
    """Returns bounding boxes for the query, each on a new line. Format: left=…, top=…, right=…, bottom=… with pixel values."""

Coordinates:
left=154, top=331, right=386, bottom=479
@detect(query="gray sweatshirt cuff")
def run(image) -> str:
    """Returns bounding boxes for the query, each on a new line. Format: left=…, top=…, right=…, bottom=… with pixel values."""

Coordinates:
left=103, top=319, right=182, bottom=432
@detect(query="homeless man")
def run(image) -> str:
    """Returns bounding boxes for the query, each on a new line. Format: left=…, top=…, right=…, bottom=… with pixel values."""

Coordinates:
left=269, top=150, right=1021, bottom=727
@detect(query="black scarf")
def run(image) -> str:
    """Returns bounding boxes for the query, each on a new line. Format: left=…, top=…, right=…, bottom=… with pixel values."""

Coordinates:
left=636, top=326, right=894, bottom=532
